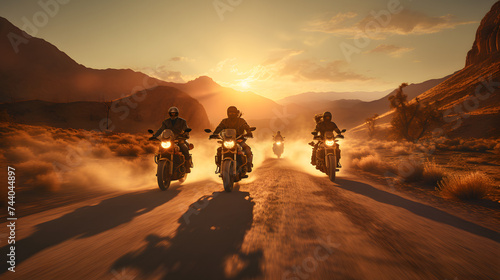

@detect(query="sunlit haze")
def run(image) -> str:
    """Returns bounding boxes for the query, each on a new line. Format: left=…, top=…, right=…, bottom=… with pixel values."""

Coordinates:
left=0, top=0, right=496, bottom=100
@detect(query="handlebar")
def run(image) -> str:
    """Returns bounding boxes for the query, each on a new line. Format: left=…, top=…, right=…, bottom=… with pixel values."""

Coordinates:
left=209, top=133, right=253, bottom=140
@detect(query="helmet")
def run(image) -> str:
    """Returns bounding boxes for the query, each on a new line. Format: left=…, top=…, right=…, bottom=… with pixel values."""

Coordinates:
left=323, top=111, right=332, bottom=122
left=227, top=106, right=239, bottom=119
left=168, top=106, right=179, bottom=118
left=277, top=131, right=281, bottom=134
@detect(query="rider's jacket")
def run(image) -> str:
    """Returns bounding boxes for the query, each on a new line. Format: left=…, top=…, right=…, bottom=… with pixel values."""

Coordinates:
left=213, top=117, right=251, bottom=137
left=314, top=121, right=341, bottom=137
left=153, top=117, right=189, bottom=138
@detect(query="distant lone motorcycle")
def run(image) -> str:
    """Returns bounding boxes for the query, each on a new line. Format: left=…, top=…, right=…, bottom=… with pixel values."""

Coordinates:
left=272, top=131, right=284, bottom=158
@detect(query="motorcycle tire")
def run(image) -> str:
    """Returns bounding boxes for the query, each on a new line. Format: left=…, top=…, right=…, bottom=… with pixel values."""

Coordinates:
left=222, top=159, right=234, bottom=192
left=327, top=154, right=336, bottom=182
left=157, top=160, right=172, bottom=191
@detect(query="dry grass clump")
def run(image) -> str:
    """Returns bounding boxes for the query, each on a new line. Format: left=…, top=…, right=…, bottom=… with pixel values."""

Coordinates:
left=0, top=122, right=158, bottom=195
left=438, top=172, right=494, bottom=200
left=436, top=138, right=498, bottom=152
left=352, top=154, right=395, bottom=174
left=422, top=161, right=448, bottom=186
left=348, top=147, right=374, bottom=160
left=391, top=145, right=410, bottom=155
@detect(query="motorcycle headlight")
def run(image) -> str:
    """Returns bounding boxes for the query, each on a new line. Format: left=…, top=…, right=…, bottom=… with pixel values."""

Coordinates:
left=276, top=141, right=282, bottom=145
left=325, top=140, right=335, bottom=146
left=161, top=141, right=172, bottom=149
left=223, top=140, right=235, bottom=149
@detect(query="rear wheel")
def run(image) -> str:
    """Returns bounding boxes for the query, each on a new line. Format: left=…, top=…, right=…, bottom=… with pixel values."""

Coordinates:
left=157, top=160, right=172, bottom=191
left=222, top=159, right=234, bottom=192
left=327, top=155, right=336, bottom=182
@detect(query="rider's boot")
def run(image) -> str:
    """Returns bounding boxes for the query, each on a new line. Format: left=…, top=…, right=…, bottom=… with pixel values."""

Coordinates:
left=247, top=154, right=253, bottom=172
left=185, top=155, right=192, bottom=172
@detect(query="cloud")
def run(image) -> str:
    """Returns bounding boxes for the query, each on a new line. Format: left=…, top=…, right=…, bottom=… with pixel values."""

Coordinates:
left=366, top=44, right=414, bottom=57
left=278, top=59, right=372, bottom=82
left=170, top=56, right=195, bottom=62
left=305, top=12, right=359, bottom=34
left=210, top=48, right=371, bottom=88
left=141, top=65, right=186, bottom=83
left=262, top=49, right=304, bottom=65
left=305, top=9, right=476, bottom=39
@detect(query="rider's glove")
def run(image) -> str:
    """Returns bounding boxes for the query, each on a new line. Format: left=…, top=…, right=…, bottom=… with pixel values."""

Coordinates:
left=148, top=136, right=157, bottom=141
left=209, top=134, right=218, bottom=139
left=247, top=132, right=253, bottom=138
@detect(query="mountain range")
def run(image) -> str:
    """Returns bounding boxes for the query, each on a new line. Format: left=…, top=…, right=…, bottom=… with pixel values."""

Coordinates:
left=1, top=0, right=499, bottom=138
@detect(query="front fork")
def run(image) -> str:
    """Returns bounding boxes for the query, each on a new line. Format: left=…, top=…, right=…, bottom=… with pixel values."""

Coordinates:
left=216, top=148, right=240, bottom=176
left=324, top=148, right=335, bottom=169
left=155, top=152, right=174, bottom=175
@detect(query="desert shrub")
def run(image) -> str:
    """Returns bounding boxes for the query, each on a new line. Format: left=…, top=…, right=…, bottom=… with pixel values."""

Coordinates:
left=114, top=144, right=142, bottom=157
left=28, top=173, right=61, bottom=192
left=397, top=158, right=424, bottom=182
left=437, top=138, right=498, bottom=152
left=352, top=155, right=394, bottom=174
left=348, top=147, right=374, bottom=160
left=438, top=172, right=494, bottom=200
left=392, top=145, right=410, bottom=155
left=422, top=161, right=447, bottom=186
left=142, top=144, right=157, bottom=154
left=389, top=83, right=442, bottom=141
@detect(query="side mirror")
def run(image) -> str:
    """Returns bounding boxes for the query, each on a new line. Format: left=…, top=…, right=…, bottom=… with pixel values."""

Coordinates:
left=341, top=129, right=346, bottom=133
left=148, top=129, right=154, bottom=134
left=184, top=128, right=192, bottom=133
left=249, top=127, right=256, bottom=131
left=204, top=129, right=212, bottom=133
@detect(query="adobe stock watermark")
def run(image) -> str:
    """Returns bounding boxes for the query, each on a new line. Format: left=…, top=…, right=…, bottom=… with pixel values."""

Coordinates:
left=8, top=0, right=72, bottom=54
left=282, top=236, right=340, bottom=280
left=340, top=0, right=408, bottom=62
left=213, top=0, right=244, bottom=21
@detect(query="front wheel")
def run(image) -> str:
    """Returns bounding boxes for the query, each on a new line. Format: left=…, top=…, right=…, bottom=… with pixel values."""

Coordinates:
left=178, top=173, right=188, bottom=184
left=222, top=159, right=234, bottom=192
left=327, top=155, right=336, bottom=182
left=157, top=160, right=172, bottom=191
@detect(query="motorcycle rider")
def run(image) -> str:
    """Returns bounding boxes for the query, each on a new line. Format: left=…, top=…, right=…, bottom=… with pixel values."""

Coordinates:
left=212, top=106, right=254, bottom=172
left=311, top=111, right=342, bottom=167
left=273, top=131, right=284, bottom=142
left=150, top=106, right=192, bottom=170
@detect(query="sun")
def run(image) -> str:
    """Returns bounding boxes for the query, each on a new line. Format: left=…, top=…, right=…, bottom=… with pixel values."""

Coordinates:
left=239, top=80, right=250, bottom=89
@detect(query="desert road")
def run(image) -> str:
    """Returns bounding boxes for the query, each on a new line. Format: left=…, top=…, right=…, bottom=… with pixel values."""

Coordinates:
left=1, top=158, right=499, bottom=280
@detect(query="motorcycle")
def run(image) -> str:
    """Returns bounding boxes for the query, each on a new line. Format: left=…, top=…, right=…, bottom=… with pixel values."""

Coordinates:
left=273, top=138, right=284, bottom=158
left=148, top=128, right=193, bottom=191
left=204, top=127, right=256, bottom=192
left=310, top=129, right=346, bottom=182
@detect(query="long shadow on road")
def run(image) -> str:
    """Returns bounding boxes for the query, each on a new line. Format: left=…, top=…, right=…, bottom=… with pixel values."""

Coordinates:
left=331, top=178, right=500, bottom=243
left=1, top=189, right=179, bottom=274
left=112, top=189, right=263, bottom=279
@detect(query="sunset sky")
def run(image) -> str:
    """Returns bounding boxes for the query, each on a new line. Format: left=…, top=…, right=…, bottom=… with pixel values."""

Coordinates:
left=1, top=0, right=497, bottom=100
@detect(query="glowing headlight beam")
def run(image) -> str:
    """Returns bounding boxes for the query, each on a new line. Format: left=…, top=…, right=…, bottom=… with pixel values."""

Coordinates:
left=276, top=141, right=282, bottom=145
left=325, top=140, right=335, bottom=146
left=161, top=141, right=172, bottom=149
left=224, top=140, right=235, bottom=149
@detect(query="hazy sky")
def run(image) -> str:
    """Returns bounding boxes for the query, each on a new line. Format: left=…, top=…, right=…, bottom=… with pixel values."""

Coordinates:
left=1, top=0, right=497, bottom=100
